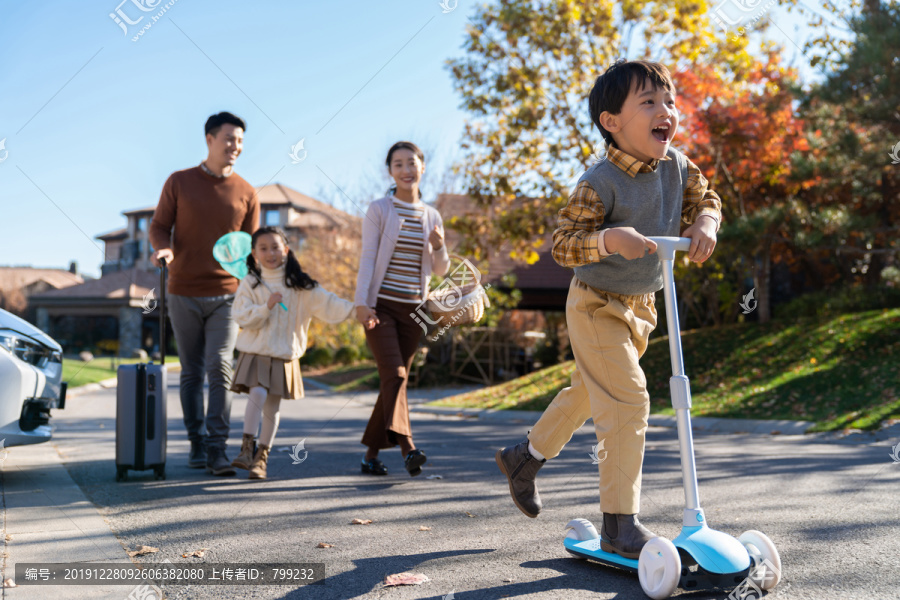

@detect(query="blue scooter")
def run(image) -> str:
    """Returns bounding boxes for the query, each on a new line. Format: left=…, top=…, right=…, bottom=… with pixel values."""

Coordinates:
left=562, top=237, right=783, bottom=599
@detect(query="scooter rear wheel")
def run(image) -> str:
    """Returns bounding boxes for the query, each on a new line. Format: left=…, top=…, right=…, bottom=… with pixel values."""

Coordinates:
left=563, top=518, right=599, bottom=560
left=638, top=536, right=681, bottom=600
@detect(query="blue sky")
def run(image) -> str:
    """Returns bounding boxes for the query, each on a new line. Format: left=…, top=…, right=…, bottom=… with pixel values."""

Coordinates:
left=0, top=0, right=828, bottom=278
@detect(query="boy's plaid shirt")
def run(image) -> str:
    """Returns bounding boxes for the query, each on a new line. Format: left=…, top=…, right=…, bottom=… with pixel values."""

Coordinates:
left=552, top=146, right=722, bottom=268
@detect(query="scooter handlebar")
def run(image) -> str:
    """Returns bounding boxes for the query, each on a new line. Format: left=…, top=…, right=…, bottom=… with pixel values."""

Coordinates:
left=648, top=236, right=692, bottom=261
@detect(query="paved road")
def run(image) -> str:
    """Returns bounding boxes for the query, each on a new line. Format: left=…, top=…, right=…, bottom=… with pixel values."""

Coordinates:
left=2, top=376, right=899, bottom=599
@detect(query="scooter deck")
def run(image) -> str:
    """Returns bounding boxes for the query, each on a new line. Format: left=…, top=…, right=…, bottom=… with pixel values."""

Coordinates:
left=563, top=537, right=638, bottom=572
left=565, top=537, right=750, bottom=592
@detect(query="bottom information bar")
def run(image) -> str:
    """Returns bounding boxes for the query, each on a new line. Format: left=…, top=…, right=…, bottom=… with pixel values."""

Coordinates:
left=15, top=563, right=325, bottom=585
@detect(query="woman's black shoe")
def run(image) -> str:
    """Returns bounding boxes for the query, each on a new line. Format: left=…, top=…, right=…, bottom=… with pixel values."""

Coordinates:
left=361, top=457, right=388, bottom=476
left=404, top=449, right=427, bottom=477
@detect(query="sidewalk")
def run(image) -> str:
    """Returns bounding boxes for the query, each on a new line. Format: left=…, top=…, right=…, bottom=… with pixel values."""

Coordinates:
left=1, top=443, right=141, bottom=598
left=411, top=404, right=817, bottom=435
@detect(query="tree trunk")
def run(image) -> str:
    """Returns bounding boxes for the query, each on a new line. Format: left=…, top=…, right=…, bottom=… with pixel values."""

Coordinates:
left=754, top=243, right=772, bottom=323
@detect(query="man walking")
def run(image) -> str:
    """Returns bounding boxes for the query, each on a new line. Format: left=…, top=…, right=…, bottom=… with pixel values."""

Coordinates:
left=150, top=112, right=259, bottom=476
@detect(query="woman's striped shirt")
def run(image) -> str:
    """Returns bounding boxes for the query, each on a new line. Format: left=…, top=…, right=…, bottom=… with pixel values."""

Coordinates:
left=377, top=197, right=426, bottom=304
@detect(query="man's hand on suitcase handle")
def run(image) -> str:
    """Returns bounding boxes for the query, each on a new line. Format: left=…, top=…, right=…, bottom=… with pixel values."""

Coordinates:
left=151, top=248, right=174, bottom=268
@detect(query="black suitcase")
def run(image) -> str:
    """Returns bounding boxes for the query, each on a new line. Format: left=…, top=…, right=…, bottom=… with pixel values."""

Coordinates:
left=115, top=259, right=168, bottom=481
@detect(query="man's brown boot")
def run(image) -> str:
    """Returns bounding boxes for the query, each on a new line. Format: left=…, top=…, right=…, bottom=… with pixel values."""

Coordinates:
left=248, top=444, right=270, bottom=480
left=600, top=513, right=656, bottom=559
left=232, top=434, right=256, bottom=470
left=495, top=440, right=545, bottom=518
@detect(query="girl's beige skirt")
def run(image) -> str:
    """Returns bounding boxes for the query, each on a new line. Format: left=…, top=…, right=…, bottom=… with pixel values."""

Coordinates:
left=231, top=352, right=304, bottom=399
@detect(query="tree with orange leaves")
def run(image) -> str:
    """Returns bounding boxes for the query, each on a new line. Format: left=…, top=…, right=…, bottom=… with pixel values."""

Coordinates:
left=675, top=53, right=815, bottom=323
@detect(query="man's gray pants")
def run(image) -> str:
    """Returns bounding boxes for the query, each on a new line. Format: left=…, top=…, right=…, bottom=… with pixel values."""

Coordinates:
left=167, top=293, right=238, bottom=451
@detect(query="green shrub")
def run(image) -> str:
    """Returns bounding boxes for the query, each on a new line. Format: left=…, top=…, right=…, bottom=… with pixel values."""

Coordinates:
left=301, top=346, right=334, bottom=368
left=532, top=337, right=561, bottom=368
left=334, top=346, right=360, bottom=365
left=775, top=285, right=900, bottom=319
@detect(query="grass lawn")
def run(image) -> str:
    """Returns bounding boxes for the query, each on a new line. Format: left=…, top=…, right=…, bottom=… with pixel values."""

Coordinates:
left=63, top=356, right=181, bottom=389
left=305, top=361, right=380, bottom=392
left=432, top=307, right=900, bottom=432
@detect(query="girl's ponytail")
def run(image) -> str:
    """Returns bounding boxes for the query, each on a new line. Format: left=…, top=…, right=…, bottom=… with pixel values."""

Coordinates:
left=284, top=248, right=317, bottom=290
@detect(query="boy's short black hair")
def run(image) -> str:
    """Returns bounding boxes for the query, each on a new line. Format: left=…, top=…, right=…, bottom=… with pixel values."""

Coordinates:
left=204, top=112, right=246, bottom=137
left=588, top=60, right=675, bottom=146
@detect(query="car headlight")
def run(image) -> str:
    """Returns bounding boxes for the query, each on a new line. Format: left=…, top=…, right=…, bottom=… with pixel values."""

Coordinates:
left=0, top=332, right=51, bottom=366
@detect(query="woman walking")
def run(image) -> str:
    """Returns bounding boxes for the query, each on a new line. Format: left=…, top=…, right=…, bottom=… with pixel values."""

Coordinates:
left=354, top=141, right=449, bottom=477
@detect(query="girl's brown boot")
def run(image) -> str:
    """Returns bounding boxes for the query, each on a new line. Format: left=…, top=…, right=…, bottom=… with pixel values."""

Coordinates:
left=232, top=434, right=256, bottom=470
left=248, top=444, right=270, bottom=480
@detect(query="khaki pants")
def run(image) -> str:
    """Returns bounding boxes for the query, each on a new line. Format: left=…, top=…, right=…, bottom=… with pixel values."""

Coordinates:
left=528, top=277, right=657, bottom=514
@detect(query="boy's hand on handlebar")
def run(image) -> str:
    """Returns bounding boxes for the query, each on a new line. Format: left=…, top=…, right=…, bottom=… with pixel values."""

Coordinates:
left=605, top=227, right=657, bottom=260
left=683, top=215, right=718, bottom=263
left=267, top=292, right=283, bottom=310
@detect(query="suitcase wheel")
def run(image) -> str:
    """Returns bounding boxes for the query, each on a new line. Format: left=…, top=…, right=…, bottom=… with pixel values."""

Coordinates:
left=154, top=465, right=166, bottom=481
left=116, top=466, right=127, bottom=482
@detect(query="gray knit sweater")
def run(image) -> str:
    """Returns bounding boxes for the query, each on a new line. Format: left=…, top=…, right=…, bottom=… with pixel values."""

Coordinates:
left=573, top=147, right=689, bottom=295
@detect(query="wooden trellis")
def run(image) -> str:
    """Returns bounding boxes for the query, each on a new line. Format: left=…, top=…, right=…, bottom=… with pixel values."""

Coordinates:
left=449, top=327, right=527, bottom=385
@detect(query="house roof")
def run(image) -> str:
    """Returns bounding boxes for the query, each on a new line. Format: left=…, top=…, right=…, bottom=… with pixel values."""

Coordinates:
left=96, top=227, right=128, bottom=241
left=256, top=183, right=359, bottom=229
left=122, top=206, right=157, bottom=217
left=0, top=267, right=84, bottom=292
left=30, top=267, right=157, bottom=302
left=435, top=193, right=572, bottom=291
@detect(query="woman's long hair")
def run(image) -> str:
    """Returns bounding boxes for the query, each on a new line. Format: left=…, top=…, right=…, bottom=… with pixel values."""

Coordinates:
left=246, top=226, right=317, bottom=290
left=385, top=141, right=425, bottom=200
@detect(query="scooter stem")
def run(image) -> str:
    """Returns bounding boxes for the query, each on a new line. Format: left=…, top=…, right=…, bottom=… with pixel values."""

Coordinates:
left=649, top=237, right=702, bottom=515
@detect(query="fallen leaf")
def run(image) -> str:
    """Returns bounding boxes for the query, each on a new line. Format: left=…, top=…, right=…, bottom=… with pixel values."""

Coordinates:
left=182, top=548, right=209, bottom=558
left=317, top=543, right=334, bottom=548
left=465, top=512, right=476, bottom=518
left=384, top=572, right=430, bottom=587
left=2, top=579, right=15, bottom=588
left=426, top=474, right=443, bottom=480
left=418, top=526, right=432, bottom=531
left=350, top=519, right=373, bottom=525
left=126, top=545, right=159, bottom=557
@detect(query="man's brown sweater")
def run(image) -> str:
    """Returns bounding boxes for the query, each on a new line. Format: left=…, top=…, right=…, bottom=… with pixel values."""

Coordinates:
left=149, top=166, right=259, bottom=296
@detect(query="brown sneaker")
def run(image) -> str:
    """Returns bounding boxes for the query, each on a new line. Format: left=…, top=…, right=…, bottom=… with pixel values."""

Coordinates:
left=248, top=444, right=270, bottom=480
left=232, top=434, right=256, bottom=470
left=600, top=513, right=656, bottom=559
left=495, top=440, right=545, bottom=518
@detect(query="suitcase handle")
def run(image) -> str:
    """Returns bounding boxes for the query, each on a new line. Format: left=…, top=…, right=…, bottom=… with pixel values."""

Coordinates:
left=159, top=258, right=167, bottom=364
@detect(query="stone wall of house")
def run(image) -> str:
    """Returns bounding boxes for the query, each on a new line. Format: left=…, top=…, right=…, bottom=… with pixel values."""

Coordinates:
left=118, top=306, right=144, bottom=358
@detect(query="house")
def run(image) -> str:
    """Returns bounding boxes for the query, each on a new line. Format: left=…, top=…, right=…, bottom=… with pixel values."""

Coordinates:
left=0, top=266, right=84, bottom=322
left=435, top=194, right=571, bottom=311
left=29, top=183, right=361, bottom=357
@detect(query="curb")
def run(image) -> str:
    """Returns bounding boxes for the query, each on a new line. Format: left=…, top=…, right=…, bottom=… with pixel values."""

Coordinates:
left=411, top=405, right=817, bottom=435
left=65, top=363, right=182, bottom=398
left=65, top=377, right=119, bottom=398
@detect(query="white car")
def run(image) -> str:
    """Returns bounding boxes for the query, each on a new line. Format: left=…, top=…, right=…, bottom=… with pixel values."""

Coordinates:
left=0, top=308, right=65, bottom=446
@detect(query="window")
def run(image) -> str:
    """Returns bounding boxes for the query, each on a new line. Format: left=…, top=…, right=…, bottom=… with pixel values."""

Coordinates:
left=136, top=217, right=146, bottom=232
left=264, top=209, right=280, bottom=226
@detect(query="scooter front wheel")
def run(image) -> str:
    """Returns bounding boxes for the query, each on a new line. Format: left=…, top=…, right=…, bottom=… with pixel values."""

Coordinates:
left=739, top=530, right=782, bottom=590
left=638, top=536, right=681, bottom=599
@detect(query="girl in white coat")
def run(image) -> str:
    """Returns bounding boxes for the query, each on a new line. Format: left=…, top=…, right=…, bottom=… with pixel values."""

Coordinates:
left=230, top=226, right=354, bottom=479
